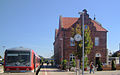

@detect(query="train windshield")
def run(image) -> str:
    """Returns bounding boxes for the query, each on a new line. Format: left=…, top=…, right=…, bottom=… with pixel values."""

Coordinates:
left=5, top=51, right=30, bottom=66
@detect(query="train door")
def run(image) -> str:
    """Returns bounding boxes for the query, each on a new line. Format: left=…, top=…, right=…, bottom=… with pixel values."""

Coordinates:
left=34, top=54, right=36, bottom=72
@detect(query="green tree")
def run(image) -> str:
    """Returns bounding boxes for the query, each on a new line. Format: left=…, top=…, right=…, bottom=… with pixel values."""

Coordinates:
left=84, top=56, right=88, bottom=68
left=111, top=60, right=116, bottom=70
left=112, top=52, right=120, bottom=57
left=0, top=56, right=2, bottom=58
left=71, top=24, right=93, bottom=67
left=61, top=60, right=67, bottom=70
left=51, top=55, right=54, bottom=59
left=39, top=55, right=44, bottom=65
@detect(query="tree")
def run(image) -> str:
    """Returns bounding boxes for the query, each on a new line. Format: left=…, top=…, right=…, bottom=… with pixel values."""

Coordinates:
left=84, top=56, right=88, bottom=69
left=112, top=52, right=118, bottom=57
left=51, top=60, right=54, bottom=66
left=111, top=60, right=116, bottom=70
left=112, top=51, right=120, bottom=57
left=39, top=55, right=44, bottom=65
left=71, top=24, right=93, bottom=67
left=51, top=55, right=54, bottom=59
left=0, top=55, right=2, bottom=58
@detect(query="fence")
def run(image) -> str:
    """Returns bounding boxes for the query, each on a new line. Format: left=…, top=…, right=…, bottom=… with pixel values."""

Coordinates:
left=102, top=64, right=120, bottom=70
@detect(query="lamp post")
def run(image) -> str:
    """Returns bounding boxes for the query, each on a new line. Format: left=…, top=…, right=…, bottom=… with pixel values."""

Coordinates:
left=79, top=11, right=85, bottom=75
left=74, top=11, right=85, bottom=75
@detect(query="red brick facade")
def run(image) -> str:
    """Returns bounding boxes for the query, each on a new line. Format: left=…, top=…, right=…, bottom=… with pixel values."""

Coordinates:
left=54, top=9, right=108, bottom=65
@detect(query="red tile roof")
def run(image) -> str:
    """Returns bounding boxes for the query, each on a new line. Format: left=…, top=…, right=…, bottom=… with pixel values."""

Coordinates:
left=61, top=17, right=107, bottom=32
left=91, top=20, right=107, bottom=32
left=61, top=17, right=79, bottom=29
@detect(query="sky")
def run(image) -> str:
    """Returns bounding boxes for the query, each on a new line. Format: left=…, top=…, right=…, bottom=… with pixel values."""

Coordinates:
left=0, top=0, right=120, bottom=58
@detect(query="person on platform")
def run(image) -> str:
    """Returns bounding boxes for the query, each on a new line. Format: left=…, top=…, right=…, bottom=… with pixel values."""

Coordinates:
left=89, top=62, right=95, bottom=74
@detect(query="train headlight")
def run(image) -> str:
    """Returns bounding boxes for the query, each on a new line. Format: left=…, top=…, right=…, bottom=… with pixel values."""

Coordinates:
left=6, top=68, right=10, bottom=71
left=26, top=68, right=29, bottom=71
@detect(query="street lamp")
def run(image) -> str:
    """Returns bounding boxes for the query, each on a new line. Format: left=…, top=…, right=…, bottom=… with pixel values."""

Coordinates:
left=74, top=11, right=85, bottom=75
left=79, top=11, right=85, bottom=75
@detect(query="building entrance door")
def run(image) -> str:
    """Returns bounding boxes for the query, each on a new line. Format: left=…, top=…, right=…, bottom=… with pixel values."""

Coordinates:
left=95, top=53, right=101, bottom=65
left=95, top=57, right=100, bottom=65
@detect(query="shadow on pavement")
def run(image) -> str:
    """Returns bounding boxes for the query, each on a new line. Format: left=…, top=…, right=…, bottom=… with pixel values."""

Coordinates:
left=41, top=65, right=57, bottom=68
left=39, top=65, right=66, bottom=72
left=36, top=65, right=42, bottom=75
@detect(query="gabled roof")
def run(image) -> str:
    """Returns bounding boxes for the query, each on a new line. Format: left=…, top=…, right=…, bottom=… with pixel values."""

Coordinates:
left=91, top=20, right=107, bottom=32
left=61, top=17, right=79, bottom=29
left=60, top=17, right=107, bottom=32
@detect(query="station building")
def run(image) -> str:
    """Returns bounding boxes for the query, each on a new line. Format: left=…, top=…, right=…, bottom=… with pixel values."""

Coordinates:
left=53, top=9, right=108, bottom=65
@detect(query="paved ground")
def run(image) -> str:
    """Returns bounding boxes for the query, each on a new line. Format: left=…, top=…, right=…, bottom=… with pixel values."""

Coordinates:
left=0, top=73, right=35, bottom=75
left=0, top=65, right=3, bottom=73
left=38, top=65, right=120, bottom=75
left=0, top=64, right=120, bottom=75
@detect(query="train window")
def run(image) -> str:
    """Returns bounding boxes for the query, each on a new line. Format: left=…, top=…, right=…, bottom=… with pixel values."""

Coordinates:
left=5, top=51, right=30, bottom=66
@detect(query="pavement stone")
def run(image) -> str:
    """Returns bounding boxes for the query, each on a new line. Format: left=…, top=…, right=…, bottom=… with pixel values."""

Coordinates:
left=0, top=65, right=4, bottom=73
left=38, top=64, right=120, bottom=75
left=0, top=64, right=120, bottom=75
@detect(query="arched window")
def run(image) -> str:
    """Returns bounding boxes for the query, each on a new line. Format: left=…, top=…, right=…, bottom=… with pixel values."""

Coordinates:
left=95, top=53, right=101, bottom=57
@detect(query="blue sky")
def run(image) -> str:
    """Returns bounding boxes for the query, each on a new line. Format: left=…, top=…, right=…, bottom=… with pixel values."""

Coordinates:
left=0, top=0, right=120, bottom=58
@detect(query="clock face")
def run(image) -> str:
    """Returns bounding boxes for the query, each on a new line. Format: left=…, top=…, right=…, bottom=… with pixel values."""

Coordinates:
left=74, top=34, right=82, bottom=41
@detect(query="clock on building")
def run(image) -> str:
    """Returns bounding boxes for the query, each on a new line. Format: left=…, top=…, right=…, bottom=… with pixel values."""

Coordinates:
left=74, top=34, right=82, bottom=41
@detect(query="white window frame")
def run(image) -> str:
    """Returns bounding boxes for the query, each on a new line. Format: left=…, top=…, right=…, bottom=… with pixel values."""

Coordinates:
left=69, top=54, right=75, bottom=62
left=95, top=37, right=99, bottom=46
left=70, top=37, right=75, bottom=46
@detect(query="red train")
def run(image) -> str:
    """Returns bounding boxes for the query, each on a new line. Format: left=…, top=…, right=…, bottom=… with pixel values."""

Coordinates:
left=4, top=47, right=41, bottom=72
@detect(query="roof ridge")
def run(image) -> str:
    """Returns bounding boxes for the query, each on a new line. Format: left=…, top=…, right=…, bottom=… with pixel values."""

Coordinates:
left=60, top=16, right=107, bottom=32
left=62, top=17, right=79, bottom=18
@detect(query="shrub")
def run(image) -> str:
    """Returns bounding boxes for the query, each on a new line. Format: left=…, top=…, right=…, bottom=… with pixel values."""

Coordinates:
left=61, top=60, right=67, bottom=70
left=51, top=60, right=54, bottom=66
left=72, top=59, right=76, bottom=67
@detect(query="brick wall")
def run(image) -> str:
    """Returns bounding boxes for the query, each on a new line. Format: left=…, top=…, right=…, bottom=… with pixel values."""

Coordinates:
left=54, top=9, right=107, bottom=65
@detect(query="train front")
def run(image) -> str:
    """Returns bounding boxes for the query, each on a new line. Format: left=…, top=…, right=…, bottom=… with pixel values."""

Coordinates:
left=4, top=47, right=34, bottom=72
